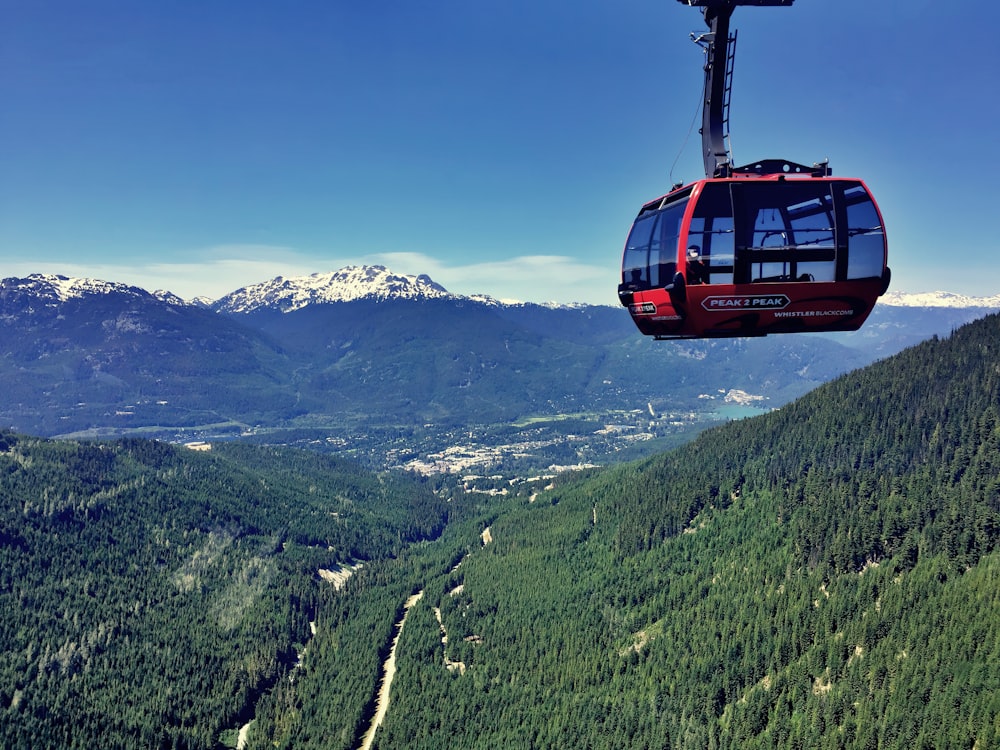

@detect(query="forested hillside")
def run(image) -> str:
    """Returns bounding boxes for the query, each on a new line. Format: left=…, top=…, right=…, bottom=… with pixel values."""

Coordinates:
left=245, top=314, right=1000, bottom=749
left=0, top=438, right=448, bottom=749
left=221, top=298, right=867, bottom=429
left=4, top=314, right=999, bottom=749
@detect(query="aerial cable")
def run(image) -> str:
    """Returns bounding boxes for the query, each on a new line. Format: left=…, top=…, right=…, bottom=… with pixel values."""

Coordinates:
left=669, top=54, right=708, bottom=187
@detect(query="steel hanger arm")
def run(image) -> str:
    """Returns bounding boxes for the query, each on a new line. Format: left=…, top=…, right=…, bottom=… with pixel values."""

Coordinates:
left=677, top=0, right=795, bottom=177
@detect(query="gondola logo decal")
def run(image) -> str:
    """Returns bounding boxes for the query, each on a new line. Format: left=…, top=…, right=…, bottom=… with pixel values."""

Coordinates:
left=630, top=301, right=657, bottom=315
left=702, top=294, right=790, bottom=311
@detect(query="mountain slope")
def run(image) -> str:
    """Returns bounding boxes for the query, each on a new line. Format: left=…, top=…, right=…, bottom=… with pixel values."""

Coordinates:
left=251, top=313, right=1000, bottom=749
left=233, top=296, right=876, bottom=427
left=2, top=308, right=999, bottom=748
left=0, top=436, right=447, bottom=750
left=0, top=274, right=299, bottom=435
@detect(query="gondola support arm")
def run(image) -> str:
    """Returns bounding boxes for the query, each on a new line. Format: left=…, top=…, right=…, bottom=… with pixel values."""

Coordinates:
left=677, top=0, right=796, bottom=178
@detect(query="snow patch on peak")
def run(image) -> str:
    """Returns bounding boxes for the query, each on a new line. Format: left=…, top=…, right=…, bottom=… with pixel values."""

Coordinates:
left=881, top=291, right=1000, bottom=309
left=214, top=265, right=453, bottom=313
left=153, top=290, right=189, bottom=306
left=187, top=296, right=216, bottom=309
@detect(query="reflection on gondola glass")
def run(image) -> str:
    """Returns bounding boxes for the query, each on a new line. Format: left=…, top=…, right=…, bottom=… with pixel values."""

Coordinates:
left=688, top=184, right=735, bottom=286
left=845, top=185, right=887, bottom=280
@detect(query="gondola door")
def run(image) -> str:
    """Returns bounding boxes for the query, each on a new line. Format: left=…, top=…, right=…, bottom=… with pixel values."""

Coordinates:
left=679, top=182, right=746, bottom=335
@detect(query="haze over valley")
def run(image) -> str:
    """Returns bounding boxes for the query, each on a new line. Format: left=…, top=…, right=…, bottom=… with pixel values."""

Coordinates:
left=2, top=266, right=996, bottom=481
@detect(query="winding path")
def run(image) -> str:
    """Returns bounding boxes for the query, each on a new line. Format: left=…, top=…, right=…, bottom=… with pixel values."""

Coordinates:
left=357, top=591, right=424, bottom=750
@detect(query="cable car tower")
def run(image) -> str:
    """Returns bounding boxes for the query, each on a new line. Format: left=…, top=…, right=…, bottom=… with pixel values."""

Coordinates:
left=618, top=0, right=890, bottom=339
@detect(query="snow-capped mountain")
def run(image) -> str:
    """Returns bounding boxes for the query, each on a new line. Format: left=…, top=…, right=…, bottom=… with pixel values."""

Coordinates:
left=213, top=265, right=453, bottom=314
left=881, top=290, right=1000, bottom=309
left=5, top=269, right=1000, bottom=315
left=0, top=273, right=157, bottom=307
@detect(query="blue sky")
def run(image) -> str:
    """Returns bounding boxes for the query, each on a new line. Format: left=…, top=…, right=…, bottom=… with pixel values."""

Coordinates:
left=2, top=0, right=999, bottom=304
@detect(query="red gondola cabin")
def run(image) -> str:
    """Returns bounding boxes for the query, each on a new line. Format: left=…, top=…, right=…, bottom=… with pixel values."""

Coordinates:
left=618, top=166, right=890, bottom=339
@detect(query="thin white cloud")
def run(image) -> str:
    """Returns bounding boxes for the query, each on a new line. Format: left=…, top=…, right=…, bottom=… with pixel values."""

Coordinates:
left=367, top=252, right=621, bottom=305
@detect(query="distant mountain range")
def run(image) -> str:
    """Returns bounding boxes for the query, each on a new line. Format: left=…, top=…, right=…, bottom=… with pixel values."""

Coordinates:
left=5, top=267, right=999, bottom=313
left=880, top=290, right=1000, bottom=308
left=210, top=268, right=1000, bottom=313
left=1, top=266, right=997, bottom=457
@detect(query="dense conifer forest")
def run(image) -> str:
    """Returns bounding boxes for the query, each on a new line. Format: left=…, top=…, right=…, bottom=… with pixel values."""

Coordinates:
left=3, top=314, right=1000, bottom=748
left=248, top=315, right=1000, bottom=749
left=0, top=439, right=447, bottom=748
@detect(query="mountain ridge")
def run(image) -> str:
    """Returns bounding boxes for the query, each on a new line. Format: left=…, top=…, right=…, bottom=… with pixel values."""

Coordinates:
left=5, top=266, right=999, bottom=311
left=0, top=273, right=181, bottom=310
left=212, top=265, right=454, bottom=313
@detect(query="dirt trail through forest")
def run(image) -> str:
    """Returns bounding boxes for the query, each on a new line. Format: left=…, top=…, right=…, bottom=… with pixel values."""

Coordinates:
left=357, top=591, right=424, bottom=750
left=236, top=720, right=252, bottom=749
left=433, top=607, right=466, bottom=675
